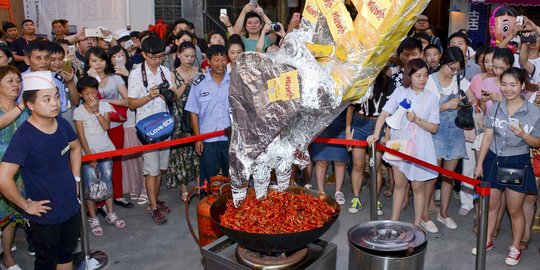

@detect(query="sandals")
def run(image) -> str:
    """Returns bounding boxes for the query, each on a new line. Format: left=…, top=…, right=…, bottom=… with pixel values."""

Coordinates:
left=129, top=193, right=138, bottom=201
left=532, top=216, right=540, bottom=233
left=519, top=241, right=529, bottom=250
left=137, top=194, right=148, bottom=205
left=182, top=192, right=189, bottom=202
left=88, top=217, right=103, bottom=237
left=106, top=212, right=126, bottom=229
left=383, top=190, right=393, bottom=198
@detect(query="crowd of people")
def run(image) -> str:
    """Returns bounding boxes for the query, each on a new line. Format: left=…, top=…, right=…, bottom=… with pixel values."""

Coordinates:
left=0, top=2, right=537, bottom=269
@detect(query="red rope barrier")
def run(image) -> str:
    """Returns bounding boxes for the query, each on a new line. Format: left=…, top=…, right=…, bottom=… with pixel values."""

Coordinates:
left=81, top=130, right=225, bottom=162
left=376, top=144, right=482, bottom=187
left=81, top=131, right=489, bottom=196
left=313, top=137, right=367, bottom=147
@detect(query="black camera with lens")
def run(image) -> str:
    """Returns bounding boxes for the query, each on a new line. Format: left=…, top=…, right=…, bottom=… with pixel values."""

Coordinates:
left=158, top=81, right=175, bottom=102
left=271, top=23, right=281, bottom=32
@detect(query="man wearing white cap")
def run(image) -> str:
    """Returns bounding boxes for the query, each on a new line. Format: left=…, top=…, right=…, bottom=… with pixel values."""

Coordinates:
left=0, top=71, right=82, bottom=270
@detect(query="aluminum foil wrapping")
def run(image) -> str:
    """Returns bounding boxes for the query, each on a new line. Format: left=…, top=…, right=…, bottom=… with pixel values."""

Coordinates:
left=229, top=0, right=430, bottom=206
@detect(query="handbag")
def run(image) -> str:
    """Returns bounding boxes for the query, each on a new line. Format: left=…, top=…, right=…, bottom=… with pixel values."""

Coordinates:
left=383, top=139, right=414, bottom=161
left=85, top=167, right=113, bottom=201
left=454, top=74, right=475, bottom=130
left=96, top=92, right=128, bottom=122
left=494, top=103, right=525, bottom=186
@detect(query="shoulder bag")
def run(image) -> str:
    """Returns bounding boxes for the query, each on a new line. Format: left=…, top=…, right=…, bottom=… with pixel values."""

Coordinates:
left=454, top=73, right=475, bottom=130
left=494, top=103, right=525, bottom=186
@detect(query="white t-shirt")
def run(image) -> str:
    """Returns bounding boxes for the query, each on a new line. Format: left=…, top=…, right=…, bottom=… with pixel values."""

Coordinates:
left=73, top=101, right=116, bottom=154
left=99, top=74, right=126, bottom=129
left=425, top=74, right=471, bottom=101
left=528, top=57, right=540, bottom=84
left=127, top=63, right=171, bottom=122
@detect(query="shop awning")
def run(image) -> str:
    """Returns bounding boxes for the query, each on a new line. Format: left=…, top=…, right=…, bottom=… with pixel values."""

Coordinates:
left=471, top=0, right=540, bottom=6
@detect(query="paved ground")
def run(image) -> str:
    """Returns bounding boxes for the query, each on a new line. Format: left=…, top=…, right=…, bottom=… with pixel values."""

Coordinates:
left=8, top=176, right=539, bottom=269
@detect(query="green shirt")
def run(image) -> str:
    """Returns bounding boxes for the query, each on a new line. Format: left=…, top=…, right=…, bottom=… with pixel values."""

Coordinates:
left=242, top=35, right=272, bottom=52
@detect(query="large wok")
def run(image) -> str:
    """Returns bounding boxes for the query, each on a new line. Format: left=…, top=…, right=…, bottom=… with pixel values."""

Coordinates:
left=210, top=186, right=340, bottom=253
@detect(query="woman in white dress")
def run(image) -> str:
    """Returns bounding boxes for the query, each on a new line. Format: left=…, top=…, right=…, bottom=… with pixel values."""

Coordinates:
left=368, top=59, right=440, bottom=227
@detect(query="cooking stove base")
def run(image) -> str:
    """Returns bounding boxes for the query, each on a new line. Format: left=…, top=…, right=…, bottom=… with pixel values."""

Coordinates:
left=201, top=236, right=337, bottom=270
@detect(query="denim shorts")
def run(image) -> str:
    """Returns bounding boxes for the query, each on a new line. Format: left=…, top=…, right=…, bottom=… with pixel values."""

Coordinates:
left=483, top=150, right=538, bottom=194
left=352, top=114, right=385, bottom=140
left=311, top=112, right=348, bottom=162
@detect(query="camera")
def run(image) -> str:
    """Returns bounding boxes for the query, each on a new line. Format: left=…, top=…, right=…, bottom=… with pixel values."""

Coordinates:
left=158, top=81, right=175, bottom=102
left=271, top=23, right=281, bottom=32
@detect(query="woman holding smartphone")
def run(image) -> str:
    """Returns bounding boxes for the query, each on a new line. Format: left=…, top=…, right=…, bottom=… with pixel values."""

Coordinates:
left=473, top=67, right=540, bottom=266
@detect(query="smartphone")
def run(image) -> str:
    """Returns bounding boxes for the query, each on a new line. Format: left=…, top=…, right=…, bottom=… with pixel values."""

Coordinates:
left=508, top=117, right=519, bottom=128
left=250, top=0, right=257, bottom=7
left=481, top=90, right=489, bottom=96
left=122, top=39, right=134, bottom=50
left=220, top=8, right=227, bottom=16
left=62, top=58, right=72, bottom=72
left=68, top=45, right=76, bottom=57
left=84, top=28, right=101, bottom=38
left=115, top=57, right=123, bottom=67
left=520, top=34, right=537, bottom=44
left=516, top=16, right=524, bottom=26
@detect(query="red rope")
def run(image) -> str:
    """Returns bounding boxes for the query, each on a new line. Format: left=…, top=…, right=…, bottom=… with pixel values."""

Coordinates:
left=376, top=144, right=482, bottom=187
left=81, top=130, right=489, bottom=196
left=81, top=130, right=225, bottom=162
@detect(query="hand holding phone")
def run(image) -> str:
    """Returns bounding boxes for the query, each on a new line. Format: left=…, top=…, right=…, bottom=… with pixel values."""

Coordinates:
left=220, top=8, right=227, bottom=16
left=62, top=58, right=72, bottom=73
left=250, top=0, right=257, bottom=7
left=508, top=117, right=519, bottom=128
left=84, top=28, right=101, bottom=38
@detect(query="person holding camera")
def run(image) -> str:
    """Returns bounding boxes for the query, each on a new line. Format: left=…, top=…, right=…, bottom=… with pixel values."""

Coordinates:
left=515, top=17, right=540, bottom=85
left=256, top=22, right=285, bottom=53
left=233, top=3, right=273, bottom=52
left=185, top=45, right=230, bottom=196
left=473, top=67, right=540, bottom=266
left=127, top=36, right=174, bottom=225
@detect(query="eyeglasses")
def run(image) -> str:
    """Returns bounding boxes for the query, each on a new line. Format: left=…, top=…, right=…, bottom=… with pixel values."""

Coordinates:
left=446, top=63, right=461, bottom=74
left=145, top=52, right=165, bottom=60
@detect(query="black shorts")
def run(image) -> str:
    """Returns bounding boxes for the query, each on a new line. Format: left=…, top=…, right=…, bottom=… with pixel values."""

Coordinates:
left=28, top=211, right=81, bottom=270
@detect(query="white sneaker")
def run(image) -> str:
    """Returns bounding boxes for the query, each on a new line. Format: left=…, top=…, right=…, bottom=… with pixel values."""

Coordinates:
left=505, top=246, right=521, bottom=266
left=420, top=219, right=439, bottom=233
left=304, top=184, right=312, bottom=189
left=437, top=214, right=458, bottom=229
left=434, top=189, right=441, bottom=201
left=377, top=201, right=383, bottom=216
left=335, top=191, right=345, bottom=205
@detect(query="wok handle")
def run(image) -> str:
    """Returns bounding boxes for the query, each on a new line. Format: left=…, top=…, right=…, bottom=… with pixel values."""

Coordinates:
left=312, top=238, right=328, bottom=248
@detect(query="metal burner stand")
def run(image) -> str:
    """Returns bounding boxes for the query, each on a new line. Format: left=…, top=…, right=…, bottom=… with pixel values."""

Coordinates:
left=202, top=236, right=337, bottom=270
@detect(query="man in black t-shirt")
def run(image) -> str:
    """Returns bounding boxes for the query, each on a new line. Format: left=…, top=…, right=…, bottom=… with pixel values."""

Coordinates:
left=10, top=19, right=37, bottom=71
left=2, top=22, right=18, bottom=48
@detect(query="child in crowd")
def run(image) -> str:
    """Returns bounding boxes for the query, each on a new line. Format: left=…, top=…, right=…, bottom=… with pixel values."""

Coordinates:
left=74, top=76, right=126, bottom=236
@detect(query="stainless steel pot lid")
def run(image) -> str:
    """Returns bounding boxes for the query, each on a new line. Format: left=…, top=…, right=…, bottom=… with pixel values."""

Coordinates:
left=348, top=220, right=427, bottom=252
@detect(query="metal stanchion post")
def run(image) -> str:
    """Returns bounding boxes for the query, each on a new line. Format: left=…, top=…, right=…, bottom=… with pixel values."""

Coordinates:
left=369, top=143, right=378, bottom=221
left=475, top=181, right=490, bottom=270
left=73, top=182, right=108, bottom=270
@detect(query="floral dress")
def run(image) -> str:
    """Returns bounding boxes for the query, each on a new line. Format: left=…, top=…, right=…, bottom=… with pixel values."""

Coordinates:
left=0, top=109, right=28, bottom=228
left=166, top=70, right=200, bottom=188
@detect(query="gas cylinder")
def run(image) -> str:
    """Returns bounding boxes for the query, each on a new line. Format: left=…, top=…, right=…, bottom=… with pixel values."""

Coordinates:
left=196, top=175, right=230, bottom=247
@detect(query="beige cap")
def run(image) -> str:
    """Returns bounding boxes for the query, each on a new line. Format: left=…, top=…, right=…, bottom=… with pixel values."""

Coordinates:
left=22, top=71, right=56, bottom=92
